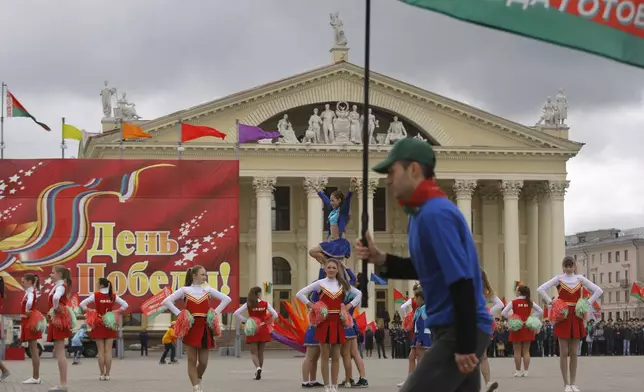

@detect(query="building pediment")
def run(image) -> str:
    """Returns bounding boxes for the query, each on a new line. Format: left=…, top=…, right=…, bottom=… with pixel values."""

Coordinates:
left=83, top=61, right=582, bottom=158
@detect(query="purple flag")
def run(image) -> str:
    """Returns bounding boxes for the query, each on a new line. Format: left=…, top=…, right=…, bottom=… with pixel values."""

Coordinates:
left=238, top=123, right=281, bottom=144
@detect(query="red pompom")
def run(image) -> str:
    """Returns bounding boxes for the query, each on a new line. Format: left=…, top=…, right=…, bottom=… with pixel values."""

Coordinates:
left=263, top=315, right=275, bottom=333
left=174, top=310, right=194, bottom=338
left=49, top=306, right=72, bottom=330
left=340, top=304, right=354, bottom=328
left=550, top=299, right=569, bottom=324
left=84, top=309, right=99, bottom=329
left=25, top=310, right=46, bottom=333
left=402, top=312, right=414, bottom=332
left=207, top=309, right=222, bottom=337
left=308, top=302, right=328, bottom=326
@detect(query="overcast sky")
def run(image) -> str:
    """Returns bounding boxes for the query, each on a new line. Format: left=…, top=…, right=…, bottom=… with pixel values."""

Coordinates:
left=1, top=0, right=643, bottom=235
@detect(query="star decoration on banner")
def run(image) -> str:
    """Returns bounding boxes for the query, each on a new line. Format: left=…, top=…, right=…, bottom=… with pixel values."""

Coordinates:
left=0, top=161, right=44, bottom=217
left=173, top=209, right=236, bottom=267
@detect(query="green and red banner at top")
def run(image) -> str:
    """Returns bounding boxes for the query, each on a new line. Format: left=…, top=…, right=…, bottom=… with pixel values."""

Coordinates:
left=6, top=91, right=51, bottom=131
left=401, top=0, right=644, bottom=68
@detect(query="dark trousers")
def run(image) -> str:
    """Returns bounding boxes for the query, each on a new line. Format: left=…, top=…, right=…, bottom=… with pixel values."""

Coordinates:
left=140, top=343, right=148, bottom=356
left=400, top=327, right=489, bottom=392
left=376, top=342, right=386, bottom=358
left=160, top=343, right=176, bottom=362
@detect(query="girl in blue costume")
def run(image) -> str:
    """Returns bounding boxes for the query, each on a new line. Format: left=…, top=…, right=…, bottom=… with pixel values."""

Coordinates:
left=340, top=289, right=368, bottom=388
left=301, top=288, right=323, bottom=388
left=412, top=290, right=431, bottom=359
left=309, top=178, right=357, bottom=285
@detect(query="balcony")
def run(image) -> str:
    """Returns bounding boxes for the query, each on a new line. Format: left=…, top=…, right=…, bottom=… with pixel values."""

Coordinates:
left=620, top=279, right=630, bottom=288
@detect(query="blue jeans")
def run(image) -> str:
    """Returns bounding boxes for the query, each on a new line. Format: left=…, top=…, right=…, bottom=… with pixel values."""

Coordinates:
left=623, top=339, right=630, bottom=355
left=72, top=346, right=82, bottom=361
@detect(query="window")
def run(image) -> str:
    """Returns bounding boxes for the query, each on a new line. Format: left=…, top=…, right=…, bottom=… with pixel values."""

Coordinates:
left=272, top=257, right=292, bottom=285
left=122, top=313, right=142, bottom=327
left=600, top=253, right=603, bottom=264
left=625, top=291, right=630, bottom=303
left=592, top=274, right=596, bottom=283
left=600, top=273, right=604, bottom=283
left=624, top=249, right=629, bottom=261
left=608, top=252, right=612, bottom=263
left=616, top=271, right=620, bottom=281
left=592, top=254, right=595, bottom=265
left=608, top=311, right=612, bottom=320
left=271, top=186, right=291, bottom=231
left=608, top=272, right=612, bottom=283
left=322, top=187, right=338, bottom=232
left=625, top=269, right=629, bottom=281
left=616, top=291, right=621, bottom=303
left=608, top=292, right=612, bottom=303
left=373, top=188, right=387, bottom=232
left=616, top=251, right=620, bottom=263
left=574, top=254, right=577, bottom=261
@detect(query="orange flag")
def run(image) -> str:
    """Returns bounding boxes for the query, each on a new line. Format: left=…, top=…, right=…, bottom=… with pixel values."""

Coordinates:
left=122, top=122, right=152, bottom=140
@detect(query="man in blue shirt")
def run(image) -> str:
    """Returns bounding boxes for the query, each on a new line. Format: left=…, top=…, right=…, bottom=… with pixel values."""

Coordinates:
left=355, top=138, right=493, bottom=392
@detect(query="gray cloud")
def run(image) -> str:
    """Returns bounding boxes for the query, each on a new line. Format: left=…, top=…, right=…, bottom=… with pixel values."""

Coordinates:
left=1, top=0, right=643, bottom=233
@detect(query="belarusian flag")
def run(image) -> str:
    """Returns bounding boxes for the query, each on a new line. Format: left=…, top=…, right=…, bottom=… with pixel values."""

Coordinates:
left=582, top=288, right=601, bottom=312
left=393, top=289, right=407, bottom=305
left=6, top=91, right=51, bottom=131
left=630, top=282, right=643, bottom=302
left=399, top=0, right=644, bottom=69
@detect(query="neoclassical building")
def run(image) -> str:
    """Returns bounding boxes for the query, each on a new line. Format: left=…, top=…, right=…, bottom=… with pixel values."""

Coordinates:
left=82, top=38, right=582, bottom=327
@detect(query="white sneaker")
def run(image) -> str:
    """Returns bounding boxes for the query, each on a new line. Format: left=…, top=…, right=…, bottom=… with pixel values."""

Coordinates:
left=564, top=386, right=573, bottom=392
left=22, top=377, right=41, bottom=384
left=397, top=381, right=406, bottom=387
left=513, top=371, right=523, bottom=377
left=570, top=386, right=580, bottom=392
left=522, top=371, right=528, bottom=377
left=485, top=381, right=499, bottom=391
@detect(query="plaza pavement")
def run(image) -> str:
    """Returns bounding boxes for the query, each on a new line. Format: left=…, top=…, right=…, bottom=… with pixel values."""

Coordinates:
left=0, top=351, right=642, bottom=392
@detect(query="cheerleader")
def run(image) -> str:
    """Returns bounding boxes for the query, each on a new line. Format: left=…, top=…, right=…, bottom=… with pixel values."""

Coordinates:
left=233, top=286, right=278, bottom=380
left=296, top=258, right=362, bottom=392
left=309, top=178, right=356, bottom=265
left=397, top=283, right=420, bottom=388
left=340, top=289, right=368, bottom=388
left=301, top=289, right=323, bottom=388
left=162, top=265, right=232, bottom=392
left=480, top=269, right=502, bottom=392
left=79, top=277, right=129, bottom=381
left=537, top=257, right=603, bottom=392
left=410, top=290, right=431, bottom=360
left=20, top=273, right=43, bottom=384
left=47, top=265, right=74, bottom=392
left=501, top=284, right=543, bottom=378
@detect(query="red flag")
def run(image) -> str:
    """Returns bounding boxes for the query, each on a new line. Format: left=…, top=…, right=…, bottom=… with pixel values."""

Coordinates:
left=631, top=282, right=643, bottom=301
left=355, top=312, right=367, bottom=335
left=542, top=302, right=549, bottom=320
left=181, top=123, right=226, bottom=142
left=582, top=288, right=601, bottom=311
left=393, top=289, right=407, bottom=305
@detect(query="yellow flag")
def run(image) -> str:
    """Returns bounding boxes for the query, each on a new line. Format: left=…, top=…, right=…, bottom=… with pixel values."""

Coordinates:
left=62, top=123, right=83, bottom=141
left=122, top=122, right=152, bottom=140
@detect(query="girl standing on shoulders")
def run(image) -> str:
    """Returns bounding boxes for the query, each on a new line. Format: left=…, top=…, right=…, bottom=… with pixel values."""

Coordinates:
left=79, top=277, right=129, bottom=381
left=233, top=286, right=278, bottom=380
left=480, top=269, right=503, bottom=392
left=501, top=284, right=543, bottom=378
left=537, top=257, right=603, bottom=392
left=162, top=265, right=232, bottom=392
left=47, top=266, right=74, bottom=392
left=297, top=259, right=362, bottom=392
left=21, top=273, right=43, bottom=385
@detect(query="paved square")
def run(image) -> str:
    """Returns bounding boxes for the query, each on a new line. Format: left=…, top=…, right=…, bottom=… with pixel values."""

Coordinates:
left=0, top=352, right=642, bottom=391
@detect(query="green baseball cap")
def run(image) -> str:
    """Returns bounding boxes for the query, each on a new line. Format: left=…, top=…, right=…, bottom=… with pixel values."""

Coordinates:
left=372, top=138, right=436, bottom=174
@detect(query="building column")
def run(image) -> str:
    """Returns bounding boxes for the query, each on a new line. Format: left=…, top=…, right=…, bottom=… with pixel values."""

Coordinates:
left=549, top=180, right=569, bottom=279
left=357, top=178, right=379, bottom=323
left=252, top=177, right=276, bottom=288
left=453, top=180, right=478, bottom=231
left=537, top=185, right=552, bottom=293
left=501, top=180, right=523, bottom=299
left=524, top=188, right=539, bottom=292
left=480, top=186, right=501, bottom=293
left=247, top=243, right=257, bottom=293
left=296, top=243, right=308, bottom=288
left=304, top=177, right=328, bottom=284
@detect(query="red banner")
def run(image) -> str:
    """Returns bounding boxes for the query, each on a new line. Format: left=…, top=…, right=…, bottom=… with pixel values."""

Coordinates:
left=0, top=159, right=239, bottom=314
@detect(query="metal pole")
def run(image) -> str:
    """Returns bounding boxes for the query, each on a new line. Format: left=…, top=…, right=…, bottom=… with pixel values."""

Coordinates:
left=118, top=316, right=124, bottom=359
left=0, top=315, right=5, bottom=360
left=1, top=82, right=5, bottom=159
left=61, top=117, right=66, bottom=159
left=360, top=0, right=372, bottom=308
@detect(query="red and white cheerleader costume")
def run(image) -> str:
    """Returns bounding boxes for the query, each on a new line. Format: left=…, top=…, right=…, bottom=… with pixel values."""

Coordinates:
left=537, top=274, right=602, bottom=340
left=501, top=296, right=543, bottom=342
left=162, top=285, right=232, bottom=349
left=47, top=280, right=72, bottom=342
left=79, top=289, right=128, bottom=339
left=401, top=297, right=418, bottom=339
left=233, top=300, right=278, bottom=343
left=20, top=287, right=42, bottom=343
left=487, top=295, right=503, bottom=337
left=296, top=277, right=362, bottom=344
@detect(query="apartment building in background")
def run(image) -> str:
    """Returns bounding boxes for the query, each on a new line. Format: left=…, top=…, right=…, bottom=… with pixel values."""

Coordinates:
left=566, top=227, right=644, bottom=321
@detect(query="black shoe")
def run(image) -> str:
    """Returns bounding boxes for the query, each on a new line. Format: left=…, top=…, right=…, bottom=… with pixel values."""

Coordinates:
left=255, top=368, right=262, bottom=380
left=302, top=383, right=313, bottom=388
left=159, top=361, right=166, bottom=364
left=355, top=378, right=368, bottom=388
left=485, top=381, right=499, bottom=392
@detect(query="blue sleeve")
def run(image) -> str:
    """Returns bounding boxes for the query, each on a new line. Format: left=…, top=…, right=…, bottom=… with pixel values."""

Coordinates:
left=318, top=268, right=325, bottom=280
left=345, top=268, right=356, bottom=286
left=421, top=207, right=471, bottom=286
left=340, top=191, right=353, bottom=216
left=318, top=191, right=332, bottom=208
left=310, top=291, right=319, bottom=303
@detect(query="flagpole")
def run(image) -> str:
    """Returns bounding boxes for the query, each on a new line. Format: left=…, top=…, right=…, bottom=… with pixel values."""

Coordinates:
left=235, top=119, right=240, bottom=160
left=119, top=118, right=124, bottom=159
left=360, top=0, right=371, bottom=309
left=0, top=82, right=5, bottom=160
left=177, top=120, right=183, bottom=160
left=61, top=117, right=66, bottom=159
